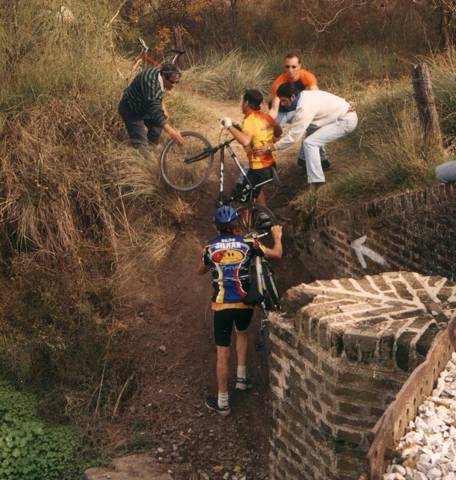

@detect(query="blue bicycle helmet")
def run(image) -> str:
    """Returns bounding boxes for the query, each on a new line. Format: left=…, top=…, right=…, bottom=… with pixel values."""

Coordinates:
left=213, top=205, right=239, bottom=226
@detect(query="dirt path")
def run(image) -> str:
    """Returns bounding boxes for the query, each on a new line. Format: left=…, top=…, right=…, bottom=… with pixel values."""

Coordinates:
left=117, top=95, right=317, bottom=479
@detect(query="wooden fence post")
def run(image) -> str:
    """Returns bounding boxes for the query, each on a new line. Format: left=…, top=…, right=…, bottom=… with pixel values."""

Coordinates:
left=411, top=63, right=444, bottom=152
left=172, top=26, right=187, bottom=69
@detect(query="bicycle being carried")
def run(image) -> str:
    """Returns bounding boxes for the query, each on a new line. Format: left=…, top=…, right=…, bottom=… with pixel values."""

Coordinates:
left=128, top=37, right=186, bottom=82
left=159, top=128, right=283, bottom=232
left=160, top=128, right=282, bottom=348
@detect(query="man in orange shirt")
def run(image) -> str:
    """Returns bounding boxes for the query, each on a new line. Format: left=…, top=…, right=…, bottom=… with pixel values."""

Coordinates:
left=220, top=89, right=282, bottom=207
left=269, top=52, right=330, bottom=171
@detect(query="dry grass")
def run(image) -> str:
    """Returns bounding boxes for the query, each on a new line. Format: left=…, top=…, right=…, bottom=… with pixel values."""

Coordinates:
left=291, top=51, right=456, bottom=218
left=184, top=50, right=272, bottom=100
left=0, top=0, right=197, bottom=428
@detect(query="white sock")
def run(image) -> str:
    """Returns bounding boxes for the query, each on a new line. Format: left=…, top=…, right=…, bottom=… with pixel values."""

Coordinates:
left=237, top=366, right=247, bottom=379
left=218, top=392, right=229, bottom=408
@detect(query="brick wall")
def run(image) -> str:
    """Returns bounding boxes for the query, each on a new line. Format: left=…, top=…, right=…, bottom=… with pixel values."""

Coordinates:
left=294, top=183, right=456, bottom=281
left=269, top=272, right=456, bottom=480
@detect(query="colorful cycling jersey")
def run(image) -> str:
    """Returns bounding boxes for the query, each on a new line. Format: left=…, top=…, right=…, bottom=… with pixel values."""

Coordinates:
left=203, top=233, right=265, bottom=310
left=242, top=111, right=276, bottom=170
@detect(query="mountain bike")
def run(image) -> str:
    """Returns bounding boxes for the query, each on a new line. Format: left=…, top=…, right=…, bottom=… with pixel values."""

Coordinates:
left=159, top=130, right=283, bottom=233
left=160, top=129, right=282, bottom=349
left=247, top=229, right=281, bottom=351
left=128, top=37, right=186, bottom=81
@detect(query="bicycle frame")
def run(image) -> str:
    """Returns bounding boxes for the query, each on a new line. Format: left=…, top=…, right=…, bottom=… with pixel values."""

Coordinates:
left=253, top=246, right=280, bottom=351
left=138, top=37, right=185, bottom=68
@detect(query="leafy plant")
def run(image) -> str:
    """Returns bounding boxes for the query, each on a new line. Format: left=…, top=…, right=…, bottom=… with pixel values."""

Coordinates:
left=0, top=381, right=83, bottom=480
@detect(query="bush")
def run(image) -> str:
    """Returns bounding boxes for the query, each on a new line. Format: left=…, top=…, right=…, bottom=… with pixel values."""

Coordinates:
left=0, top=381, right=83, bottom=480
left=431, top=53, right=456, bottom=148
left=0, top=0, right=153, bottom=429
left=184, top=50, right=272, bottom=99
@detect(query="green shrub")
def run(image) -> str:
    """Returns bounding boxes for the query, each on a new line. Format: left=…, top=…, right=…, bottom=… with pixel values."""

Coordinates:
left=0, top=381, right=82, bottom=480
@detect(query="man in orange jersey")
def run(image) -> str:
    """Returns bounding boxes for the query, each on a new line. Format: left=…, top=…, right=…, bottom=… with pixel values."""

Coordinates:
left=269, top=52, right=330, bottom=171
left=220, top=89, right=282, bottom=207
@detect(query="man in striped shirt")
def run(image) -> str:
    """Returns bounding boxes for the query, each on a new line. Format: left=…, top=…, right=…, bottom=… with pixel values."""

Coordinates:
left=118, top=63, right=184, bottom=148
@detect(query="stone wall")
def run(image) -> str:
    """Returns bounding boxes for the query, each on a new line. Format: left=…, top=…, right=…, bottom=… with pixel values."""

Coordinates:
left=294, top=183, right=456, bottom=281
left=269, top=272, right=456, bottom=480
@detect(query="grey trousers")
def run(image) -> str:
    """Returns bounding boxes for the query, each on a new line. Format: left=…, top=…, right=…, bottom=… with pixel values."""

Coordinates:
left=118, top=98, right=163, bottom=148
left=277, top=110, right=329, bottom=162
left=436, top=161, right=456, bottom=184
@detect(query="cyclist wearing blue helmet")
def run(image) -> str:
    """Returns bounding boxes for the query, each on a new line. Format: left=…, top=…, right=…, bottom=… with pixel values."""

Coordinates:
left=197, top=205, right=283, bottom=416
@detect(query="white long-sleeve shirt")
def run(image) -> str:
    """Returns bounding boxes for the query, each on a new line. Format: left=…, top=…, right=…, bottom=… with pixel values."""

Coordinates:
left=274, top=90, right=351, bottom=151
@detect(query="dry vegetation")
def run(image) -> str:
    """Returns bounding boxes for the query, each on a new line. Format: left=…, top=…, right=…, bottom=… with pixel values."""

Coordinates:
left=0, top=0, right=195, bottom=432
left=0, top=0, right=455, bottom=460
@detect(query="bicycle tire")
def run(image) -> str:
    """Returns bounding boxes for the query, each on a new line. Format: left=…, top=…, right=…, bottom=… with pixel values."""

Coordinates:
left=262, top=261, right=281, bottom=310
left=160, top=131, right=214, bottom=192
left=237, top=204, right=278, bottom=236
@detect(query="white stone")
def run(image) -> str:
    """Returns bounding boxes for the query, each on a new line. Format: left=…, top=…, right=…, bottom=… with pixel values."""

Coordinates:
left=404, top=431, right=425, bottom=445
left=416, top=456, right=432, bottom=473
left=428, top=467, right=443, bottom=479
left=415, top=417, right=429, bottom=432
left=411, top=471, right=427, bottom=480
left=391, top=465, right=406, bottom=475
left=384, top=474, right=405, bottom=480
left=383, top=351, right=456, bottom=479
left=401, top=445, right=420, bottom=459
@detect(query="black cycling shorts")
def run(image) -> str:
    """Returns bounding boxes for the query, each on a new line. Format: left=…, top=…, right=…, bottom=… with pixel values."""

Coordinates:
left=213, top=308, right=253, bottom=347
left=239, top=167, right=274, bottom=203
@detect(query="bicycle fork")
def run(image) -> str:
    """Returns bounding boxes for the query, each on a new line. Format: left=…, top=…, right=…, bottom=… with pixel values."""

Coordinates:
left=218, top=143, right=249, bottom=206
left=255, top=256, right=270, bottom=351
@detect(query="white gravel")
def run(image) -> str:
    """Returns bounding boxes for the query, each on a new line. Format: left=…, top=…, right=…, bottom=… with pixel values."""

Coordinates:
left=383, top=352, right=456, bottom=480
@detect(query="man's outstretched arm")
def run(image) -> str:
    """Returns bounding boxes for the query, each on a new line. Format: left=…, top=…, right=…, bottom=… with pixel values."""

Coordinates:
left=220, top=118, right=252, bottom=147
left=197, top=260, right=210, bottom=275
left=269, top=97, right=280, bottom=120
left=263, top=225, right=283, bottom=260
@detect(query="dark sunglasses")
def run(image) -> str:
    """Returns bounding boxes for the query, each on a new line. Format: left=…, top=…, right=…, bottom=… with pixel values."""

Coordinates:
left=285, top=65, right=298, bottom=69
left=165, top=77, right=180, bottom=85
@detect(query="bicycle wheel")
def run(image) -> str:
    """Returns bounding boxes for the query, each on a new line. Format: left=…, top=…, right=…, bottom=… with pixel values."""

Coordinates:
left=262, top=261, right=281, bottom=311
left=237, top=204, right=278, bottom=236
left=160, top=131, right=214, bottom=191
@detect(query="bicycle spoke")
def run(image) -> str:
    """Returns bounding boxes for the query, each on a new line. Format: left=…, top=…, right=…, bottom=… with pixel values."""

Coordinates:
left=160, top=132, right=213, bottom=191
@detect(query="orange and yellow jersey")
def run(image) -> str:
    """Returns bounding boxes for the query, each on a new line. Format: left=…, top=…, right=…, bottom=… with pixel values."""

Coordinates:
left=271, top=69, right=317, bottom=98
left=242, top=111, right=276, bottom=170
left=271, top=69, right=317, bottom=113
left=202, top=233, right=265, bottom=311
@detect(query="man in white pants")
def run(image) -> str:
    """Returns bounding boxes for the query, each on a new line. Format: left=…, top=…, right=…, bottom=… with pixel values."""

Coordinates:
left=257, top=82, right=358, bottom=186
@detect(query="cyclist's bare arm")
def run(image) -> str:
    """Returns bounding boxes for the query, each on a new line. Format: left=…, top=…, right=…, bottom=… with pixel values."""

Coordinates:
left=162, top=100, right=169, bottom=120
left=226, top=125, right=252, bottom=147
left=197, top=259, right=210, bottom=275
left=164, top=123, right=185, bottom=145
left=273, top=123, right=283, bottom=140
left=269, top=97, right=280, bottom=120
left=262, top=225, right=283, bottom=260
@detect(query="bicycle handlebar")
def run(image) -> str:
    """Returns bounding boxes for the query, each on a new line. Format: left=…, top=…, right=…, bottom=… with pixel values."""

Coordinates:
left=184, top=138, right=236, bottom=164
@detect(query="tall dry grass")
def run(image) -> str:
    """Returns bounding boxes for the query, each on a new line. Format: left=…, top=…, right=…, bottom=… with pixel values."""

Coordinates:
left=0, top=0, right=194, bottom=431
left=184, top=50, right=272, bottom=100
